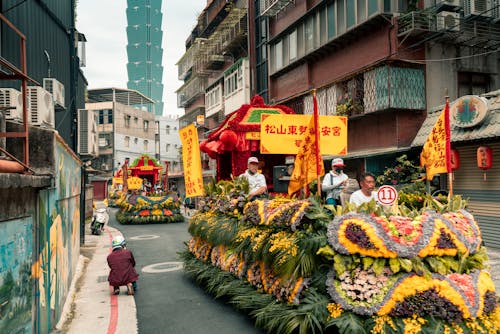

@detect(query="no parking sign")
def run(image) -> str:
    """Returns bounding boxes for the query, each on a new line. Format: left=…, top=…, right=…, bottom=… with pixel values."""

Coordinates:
left=377, top=185, right=398, bottom=205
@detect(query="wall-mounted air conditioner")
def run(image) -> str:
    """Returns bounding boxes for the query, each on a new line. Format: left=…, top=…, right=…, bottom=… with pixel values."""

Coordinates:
left=77, top=109, right=99, bottom=156
left=27, top=86, right=54, bottom=128
left=464, top=0, right=492, bottom=17
left=0, top=88, right=24, bottom=121
left=43, top=78, right=65, bottom=108
left=437, top=11, right=461, bottom=31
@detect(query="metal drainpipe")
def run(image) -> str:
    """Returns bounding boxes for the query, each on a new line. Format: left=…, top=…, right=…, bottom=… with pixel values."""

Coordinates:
left=0, top=109, right=5, bottom=156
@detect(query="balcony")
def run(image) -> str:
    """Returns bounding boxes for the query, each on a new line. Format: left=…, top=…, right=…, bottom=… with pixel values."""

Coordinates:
left=333, top=65, right=426, bottom=117
left=177, top=38, right=206, bottom=80
left=193, top=7, right=247, bottom=75
left=398, top=10, right=500, bottom=50
left=260, top=0, right=293, bottom=17
left=176, top=76, right=207, bottom=108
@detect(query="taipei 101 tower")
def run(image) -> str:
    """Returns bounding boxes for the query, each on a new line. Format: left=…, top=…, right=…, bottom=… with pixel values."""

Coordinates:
left=126, top=0, right=164, bottom=115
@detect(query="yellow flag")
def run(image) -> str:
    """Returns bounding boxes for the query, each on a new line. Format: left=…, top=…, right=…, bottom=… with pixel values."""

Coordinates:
left=420, top=101, right=451, bottom=180
left=288, top=116, right=325, bottom=195
left=180, top=124, right=204, bottom=197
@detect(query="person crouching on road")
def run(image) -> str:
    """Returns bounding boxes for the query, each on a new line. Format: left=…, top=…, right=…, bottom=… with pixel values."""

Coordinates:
left=107, top=235, right=139, bottom=295
left=240, top=156, right=267, bottom=201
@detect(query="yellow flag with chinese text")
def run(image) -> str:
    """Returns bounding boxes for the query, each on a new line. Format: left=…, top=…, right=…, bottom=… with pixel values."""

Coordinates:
left=420, top=101, right=451, bottom=180
left=180, top=124, right=204, bottom=197
left=288, top=115, right=325, bottom=195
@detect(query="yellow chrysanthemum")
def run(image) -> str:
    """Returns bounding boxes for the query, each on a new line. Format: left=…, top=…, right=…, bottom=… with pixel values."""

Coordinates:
left=402, top=314, right=426, bottom=334
left=371, top=315, right=396, bottom=334
left=326, top=303, right=343, bottom=319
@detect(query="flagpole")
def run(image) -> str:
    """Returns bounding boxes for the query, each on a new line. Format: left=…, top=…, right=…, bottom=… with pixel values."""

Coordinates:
left=445, top=95, right=453, bottom=199
left=312, top=89, right=322, bottom=196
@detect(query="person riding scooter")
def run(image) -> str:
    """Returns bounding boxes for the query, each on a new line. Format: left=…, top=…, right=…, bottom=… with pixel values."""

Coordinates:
left=107, top=235, right=139, bottom=295
left=91, top=207, right=108, bottom=235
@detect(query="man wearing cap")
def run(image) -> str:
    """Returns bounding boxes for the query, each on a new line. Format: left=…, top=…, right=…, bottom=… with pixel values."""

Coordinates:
left=322, top=158, right=349, bottom=206
left=240, top=157, right=267, bottom=200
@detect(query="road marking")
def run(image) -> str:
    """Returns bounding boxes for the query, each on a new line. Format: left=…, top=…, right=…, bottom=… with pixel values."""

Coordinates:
left=142, top=262, right=183, bottom=273
left=129, top=235, right=160, bottom=240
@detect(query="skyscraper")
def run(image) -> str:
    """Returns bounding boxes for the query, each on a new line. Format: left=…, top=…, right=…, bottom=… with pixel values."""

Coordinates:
left=126, top=0, right=164, bottom=115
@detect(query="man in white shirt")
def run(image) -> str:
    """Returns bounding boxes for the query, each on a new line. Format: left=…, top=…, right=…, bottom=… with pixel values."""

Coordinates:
left=349, top=172, right=377, bottom=206
left=322, top=158, right=348, bottom=206
left=240, top=157, right=267, bottom=200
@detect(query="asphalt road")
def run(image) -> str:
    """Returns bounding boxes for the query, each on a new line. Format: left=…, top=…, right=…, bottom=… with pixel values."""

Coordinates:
left=108, top=209, right=264, bottom=334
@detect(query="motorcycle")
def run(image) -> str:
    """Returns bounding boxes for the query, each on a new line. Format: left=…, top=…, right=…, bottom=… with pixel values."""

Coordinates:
left=91, top=207, right=109, bottom=235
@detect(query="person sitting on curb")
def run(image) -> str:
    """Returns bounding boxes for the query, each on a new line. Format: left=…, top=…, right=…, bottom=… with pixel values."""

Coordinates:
left=107, top=235, right=139, bottom=295
left=239, top=157, right=267, bottom=200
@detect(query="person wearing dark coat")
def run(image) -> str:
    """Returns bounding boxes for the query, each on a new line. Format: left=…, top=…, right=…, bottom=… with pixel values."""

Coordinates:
left=107, top=235, right=139, bottom=295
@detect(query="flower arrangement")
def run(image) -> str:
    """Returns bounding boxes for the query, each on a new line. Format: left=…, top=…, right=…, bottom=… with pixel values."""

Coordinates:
left=115, top=194, right=184, bottom=224
left=181, top=179, right=499, bottom=334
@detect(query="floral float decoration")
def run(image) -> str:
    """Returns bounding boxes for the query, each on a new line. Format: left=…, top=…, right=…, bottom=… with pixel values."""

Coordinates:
left=115, top=193, right=184, bottom=224
left=181, top=178, right=500, bottom=334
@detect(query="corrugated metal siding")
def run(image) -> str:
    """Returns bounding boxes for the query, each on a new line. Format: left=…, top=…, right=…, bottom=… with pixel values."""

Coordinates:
left=450, top=143, right=500, bottom=248
left=1, top=0, right=85, bottom=150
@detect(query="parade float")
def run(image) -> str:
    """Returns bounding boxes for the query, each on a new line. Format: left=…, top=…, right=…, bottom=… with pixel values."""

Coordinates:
left=181, top=178, right=499, bottom=333
left=199, top=95, right=296, bottom=190
left=110, top=154, right=184, bottom=224
left=181, top=97, right=499, bottom=333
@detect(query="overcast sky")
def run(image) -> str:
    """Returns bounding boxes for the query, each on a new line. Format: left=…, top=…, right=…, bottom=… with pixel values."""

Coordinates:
left=76, top=1, right=206, bottom=116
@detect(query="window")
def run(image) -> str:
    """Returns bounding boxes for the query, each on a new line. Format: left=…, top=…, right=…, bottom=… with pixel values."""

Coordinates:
left=357, top=0, right=367, bottom=22
left=166, top=143, right=171, bottom=152
left=134, top=138, right=138, bottom=144
left=305, top=17, right=314, bottom=52
left=134, top=117, right=138, bottom=124
left=458, top=72, right=489, bottom=96
left=338, top=0, right=346, bottom=34
left=289, top=30, right=297, bottom=61
left=275, top=40, right=283, bottom=70
left=327, top=3, right=336, bottom=39
left=346, top=0, right=355, bottom=28
left=319, top=9, right=327, bottom=46
left=125, top=136, right=130, bottom=147
left=124, top=115, right=131, bottom=127
left=166, top=125, right=170, bottom=135
left=224, top=62, right=244, bottom=96
left=144, top=120, right=149, bottom=131
left=144, top=140, right=148, bottom=151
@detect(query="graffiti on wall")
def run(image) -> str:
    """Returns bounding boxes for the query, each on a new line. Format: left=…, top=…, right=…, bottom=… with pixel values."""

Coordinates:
left=31, top=138, right=81, bottom=331
left=0, top=218, right=33, bottom=334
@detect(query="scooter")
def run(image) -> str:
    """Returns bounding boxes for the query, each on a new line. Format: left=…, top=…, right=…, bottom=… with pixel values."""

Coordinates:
left=91, top=207, right=109, bottom=235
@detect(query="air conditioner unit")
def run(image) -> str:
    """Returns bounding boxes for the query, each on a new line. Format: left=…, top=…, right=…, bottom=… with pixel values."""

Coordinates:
left=27, top=86, right=54, bottom=127
left=437, top=11, right=461, bottom=31
left=0, top=88, right=24, bottom=121
left=43, top=78, right=65, bottom=108
left=77, top=109, right=99, bottom=156
left=464, top=0, right=491, bottom=17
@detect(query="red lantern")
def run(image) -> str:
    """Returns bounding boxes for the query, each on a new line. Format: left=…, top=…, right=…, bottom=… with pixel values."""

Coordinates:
left=477, top=146, right=493, bottom=180
left=219, top=130, right=237, bottom=150
left=450, top=149, right=460, bottom=171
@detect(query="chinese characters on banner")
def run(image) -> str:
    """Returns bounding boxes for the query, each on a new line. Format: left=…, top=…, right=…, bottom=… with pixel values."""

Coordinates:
left=260, top=114, right=347, bottom=155
left=420, top=101, right=451, bottom=180
left=179, top=124, right=204, bottom=197
left=288, top=116, right=325, bottom=194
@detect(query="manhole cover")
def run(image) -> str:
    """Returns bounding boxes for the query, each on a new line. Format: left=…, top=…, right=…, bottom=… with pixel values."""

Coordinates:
left=142, top=261, right=183, bottom=273
left=129, top=235, right=160, bottom=241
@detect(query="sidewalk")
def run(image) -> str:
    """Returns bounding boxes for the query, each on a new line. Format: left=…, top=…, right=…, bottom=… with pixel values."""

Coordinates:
left=54, top=217, right=137, bottom=334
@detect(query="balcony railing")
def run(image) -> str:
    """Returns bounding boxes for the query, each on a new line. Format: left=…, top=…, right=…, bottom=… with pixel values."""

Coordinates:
left=176, top=76, right=207, bottom=108
left=260, top=0, right=293, bottom=17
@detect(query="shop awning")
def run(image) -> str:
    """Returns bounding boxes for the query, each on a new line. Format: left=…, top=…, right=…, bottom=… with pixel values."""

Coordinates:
left=412, top=93, right=500, bottom=147
left=324, top=146, right=411, bottom=160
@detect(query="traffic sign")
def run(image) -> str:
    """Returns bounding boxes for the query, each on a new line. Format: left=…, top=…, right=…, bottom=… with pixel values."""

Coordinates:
left=377, top=185, right=398, bottom=205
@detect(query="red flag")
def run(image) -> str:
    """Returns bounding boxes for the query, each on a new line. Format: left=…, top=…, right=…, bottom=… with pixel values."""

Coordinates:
left=420, top=100, right=451, bottom=180
left=288, top=92, right=325, bottom=195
